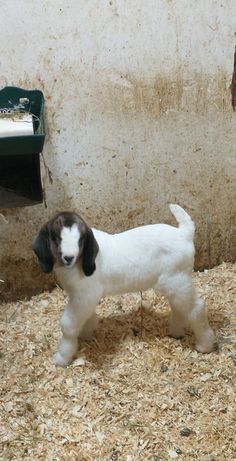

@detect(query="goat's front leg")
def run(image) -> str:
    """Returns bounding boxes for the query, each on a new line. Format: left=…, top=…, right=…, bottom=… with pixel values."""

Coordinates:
left=53, top=297, right=99, bottom=367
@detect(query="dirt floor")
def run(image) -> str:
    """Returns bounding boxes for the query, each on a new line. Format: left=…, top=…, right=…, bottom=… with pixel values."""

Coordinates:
left=0, top=262, right=235, bottom=461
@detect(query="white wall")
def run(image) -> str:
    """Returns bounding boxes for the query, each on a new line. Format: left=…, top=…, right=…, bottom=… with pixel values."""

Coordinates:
left=0, top=0, right=235, bottom=299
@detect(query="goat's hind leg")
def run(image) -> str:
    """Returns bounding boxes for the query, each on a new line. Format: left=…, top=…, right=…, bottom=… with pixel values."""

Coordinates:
left=155, top=273, right=191, bottom=341
left=189, top=297, right=215, bottom=353
left=169, top=306, right=187, bottom=339
left=156, top=273, right=215, bottom=353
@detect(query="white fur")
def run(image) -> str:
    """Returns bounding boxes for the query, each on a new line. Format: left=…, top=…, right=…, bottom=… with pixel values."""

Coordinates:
left=53, top=204, right=215, bottom=367
left=60, top=224, right=80, bottom=267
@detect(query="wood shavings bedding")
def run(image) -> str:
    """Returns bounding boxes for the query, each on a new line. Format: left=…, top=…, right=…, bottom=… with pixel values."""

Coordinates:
left=0, top=263, right=235, bottom=461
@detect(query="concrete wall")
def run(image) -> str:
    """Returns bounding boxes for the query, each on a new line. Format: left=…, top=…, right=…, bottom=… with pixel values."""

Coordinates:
left=0, top=0, right=235, bottom=300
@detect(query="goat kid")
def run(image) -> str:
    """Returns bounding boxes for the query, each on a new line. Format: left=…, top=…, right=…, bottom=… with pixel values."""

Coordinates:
left=33, top=205, right=215, bottom=367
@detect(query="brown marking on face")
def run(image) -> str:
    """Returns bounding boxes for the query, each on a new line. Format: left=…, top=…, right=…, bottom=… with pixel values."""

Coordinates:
left=48, top=212, right=88, bottom=266
left=33, top=211, right=99, bottom=275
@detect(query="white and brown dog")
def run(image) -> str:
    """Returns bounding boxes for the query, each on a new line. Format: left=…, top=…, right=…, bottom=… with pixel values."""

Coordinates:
left=33, top=204, right=215, bottom=367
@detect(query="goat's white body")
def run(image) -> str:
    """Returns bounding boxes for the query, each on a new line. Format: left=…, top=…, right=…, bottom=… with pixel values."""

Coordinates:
left=53, top=205, right=215, bottom=367
left=88, top=225, right=193, bottom=296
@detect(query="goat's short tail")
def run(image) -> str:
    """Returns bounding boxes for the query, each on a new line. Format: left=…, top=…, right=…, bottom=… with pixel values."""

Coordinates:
left=169, top=204, right=195, bottom=240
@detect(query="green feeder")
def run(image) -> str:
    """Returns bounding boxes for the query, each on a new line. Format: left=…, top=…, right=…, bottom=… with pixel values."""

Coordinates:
left=0, top=86, right=45, bottom=207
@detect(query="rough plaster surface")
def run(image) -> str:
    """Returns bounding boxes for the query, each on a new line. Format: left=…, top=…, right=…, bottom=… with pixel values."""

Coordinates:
left=0, top=0, right=235, bottom=300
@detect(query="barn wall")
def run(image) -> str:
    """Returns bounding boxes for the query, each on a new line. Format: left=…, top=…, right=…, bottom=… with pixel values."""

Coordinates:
left=0, top=0, right=235, bottom=300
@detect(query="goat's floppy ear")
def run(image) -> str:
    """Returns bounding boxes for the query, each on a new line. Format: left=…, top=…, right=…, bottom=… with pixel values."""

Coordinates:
left=82, top=228, right=99, bottom=276
left=32, top=224, right=54, bottom=273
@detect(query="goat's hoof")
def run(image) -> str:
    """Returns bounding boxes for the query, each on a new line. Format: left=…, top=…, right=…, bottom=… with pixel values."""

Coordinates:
left=195, top=330, right=216, bottom=353
left=52, top=352, right=72, bottom=367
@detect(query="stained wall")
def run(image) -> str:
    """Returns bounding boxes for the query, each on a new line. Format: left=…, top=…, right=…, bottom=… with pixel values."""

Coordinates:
left=0, top=0, right=235, bottom=299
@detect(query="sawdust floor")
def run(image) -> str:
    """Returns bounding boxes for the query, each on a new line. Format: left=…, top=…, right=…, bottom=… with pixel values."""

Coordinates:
left=0, top=263, right=235, bottom=461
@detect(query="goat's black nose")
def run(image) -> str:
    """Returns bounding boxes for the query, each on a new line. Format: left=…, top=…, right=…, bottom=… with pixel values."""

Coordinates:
left=64, top=256, right=74, bottom=264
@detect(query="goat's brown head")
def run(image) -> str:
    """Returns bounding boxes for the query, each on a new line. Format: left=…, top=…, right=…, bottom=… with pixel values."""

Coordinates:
left=33, top=212, right=99, bottom=276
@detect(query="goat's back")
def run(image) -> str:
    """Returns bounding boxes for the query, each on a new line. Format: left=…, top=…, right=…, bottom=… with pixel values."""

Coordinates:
left=93, top=224, right=195, bottom=296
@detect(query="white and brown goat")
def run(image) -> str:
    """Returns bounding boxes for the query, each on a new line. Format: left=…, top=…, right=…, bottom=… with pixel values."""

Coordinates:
left=33, top=205, right=215, bottom=367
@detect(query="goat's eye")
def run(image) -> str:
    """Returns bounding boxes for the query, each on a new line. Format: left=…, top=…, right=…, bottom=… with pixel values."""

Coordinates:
left=51, top=231, right=61, bottom=245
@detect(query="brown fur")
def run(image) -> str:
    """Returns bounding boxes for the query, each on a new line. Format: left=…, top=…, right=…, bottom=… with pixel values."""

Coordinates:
left=33, top=211, right=99, bottom=276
